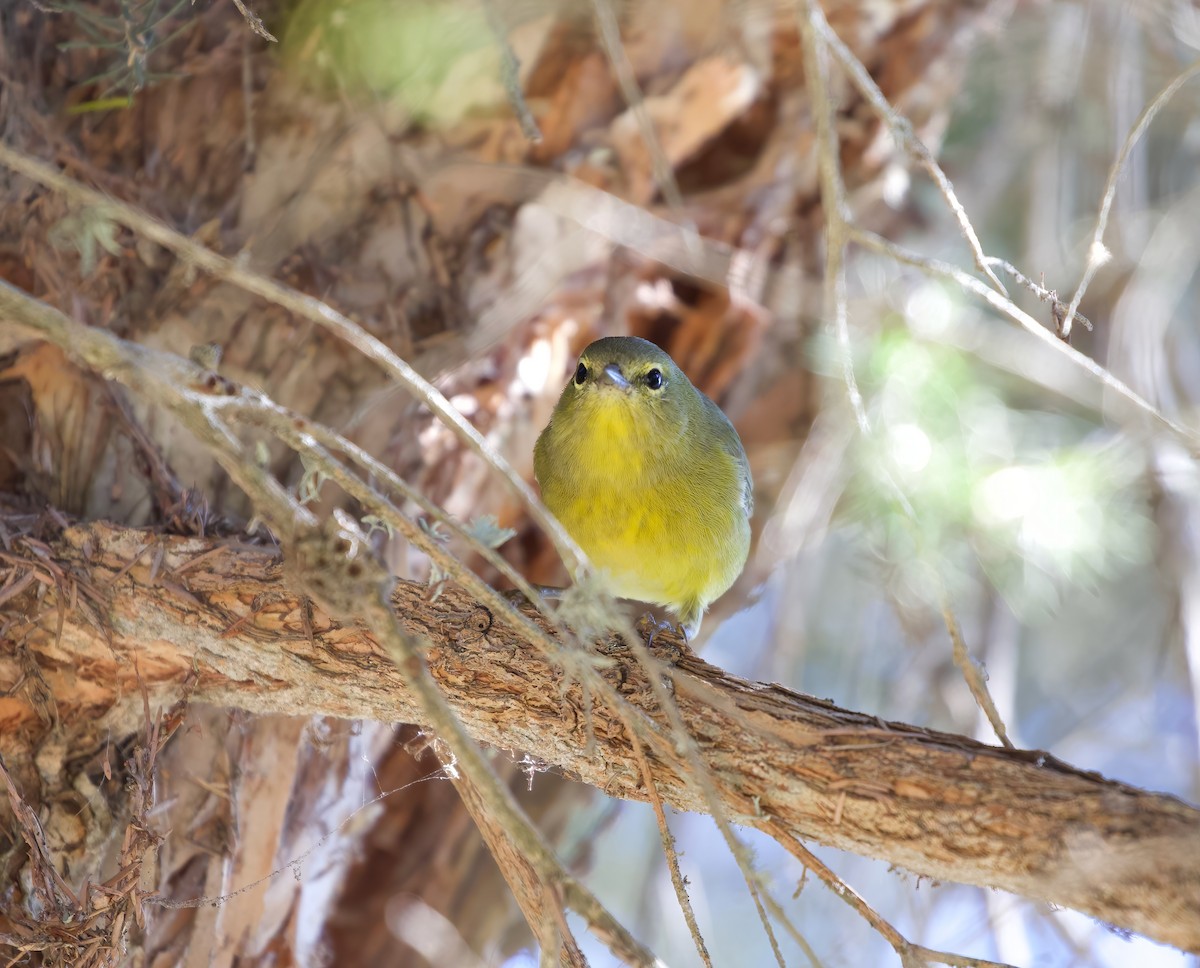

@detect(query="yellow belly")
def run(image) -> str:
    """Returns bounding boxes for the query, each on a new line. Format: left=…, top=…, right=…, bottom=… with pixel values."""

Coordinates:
left=542, top=457, right=749, bottom=619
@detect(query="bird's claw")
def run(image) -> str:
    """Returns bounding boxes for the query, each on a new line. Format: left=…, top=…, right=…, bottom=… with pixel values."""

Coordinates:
left=636, top=612, right=688, bottom=662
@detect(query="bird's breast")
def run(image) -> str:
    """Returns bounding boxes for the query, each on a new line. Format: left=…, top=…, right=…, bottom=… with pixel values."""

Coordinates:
left=542, top=438, right=748, bottom=609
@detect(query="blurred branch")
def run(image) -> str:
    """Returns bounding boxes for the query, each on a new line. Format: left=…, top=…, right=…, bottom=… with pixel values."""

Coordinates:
left=480, top=0, right=541, bottom=143
left=849, top=225, right=1200, bottom=453
left=1062, top=57, right=1200, bottom=340
left=0, top=143, right=586, bottom=579
left=591, top=0, right=688, bottom=216
left=803, top=8, right=1200, bottom=451
left=814, top=13, right=1007, bottom=296
left=797, top=0, right=1014, bottom=753
left=795, top=0, right=861, bottom=430
left=40, top=0, right=194, bottom=96
left=796, top=9, right=974, bottom=959
left=229, top=0, right=276, bottom=43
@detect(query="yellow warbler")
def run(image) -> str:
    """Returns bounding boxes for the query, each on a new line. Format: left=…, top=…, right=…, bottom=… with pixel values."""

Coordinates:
left=533, top=336, right=753, bottom=640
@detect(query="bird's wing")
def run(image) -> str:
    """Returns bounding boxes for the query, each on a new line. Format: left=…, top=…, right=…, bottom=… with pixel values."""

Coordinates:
left=700, top=393, right=754, bottom=518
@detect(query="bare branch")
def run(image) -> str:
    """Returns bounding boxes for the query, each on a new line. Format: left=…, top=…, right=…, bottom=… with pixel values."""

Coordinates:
left=848, top=225, right=1200, bottom=453
left=814, top=15, right=1007, bottom=296
left=480, top=0, right=542, bottom=144
left=942, top=601, right=1013, bottom=749
left=985, top=259, right=1094, bottom=336
left=229, top=0, right=276, bottom=42
left=1, top=515, right=1197, bottom=952
left=1062, top=57, right=1200, bottom=340
left=797, top=0, right=1012, bottom=749
left=624, top=710, right=713, bottom=968
left=591, top=0, right=688, bottom=216
left=795, top=0, right=863, bottom=432
left=766, top=822, right=1017, bottom=968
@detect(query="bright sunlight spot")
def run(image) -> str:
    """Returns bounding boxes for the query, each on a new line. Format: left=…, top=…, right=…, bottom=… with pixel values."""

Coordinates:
left=905, top=281, right=954, bottom=338
left=888, top=422, right=933, bottom=475
left=975, top=465, right=1036, bottom=524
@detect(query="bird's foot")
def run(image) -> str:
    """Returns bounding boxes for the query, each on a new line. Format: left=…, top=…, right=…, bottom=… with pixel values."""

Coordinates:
left=636, top=612, right=689, bottom=663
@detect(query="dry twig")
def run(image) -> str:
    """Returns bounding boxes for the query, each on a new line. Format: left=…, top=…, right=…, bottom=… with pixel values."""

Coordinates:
left=1061, top=58, right=1200, bottom=341
left=795, top=0, right=1014, bottom=752
left=848, top=226, right=1200, bottom=453
left=815, top=15, right=1007, bottom=296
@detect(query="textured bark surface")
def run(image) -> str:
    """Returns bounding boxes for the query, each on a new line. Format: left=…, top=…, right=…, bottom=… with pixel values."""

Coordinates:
left=2, top=515, right=1197, bottom=953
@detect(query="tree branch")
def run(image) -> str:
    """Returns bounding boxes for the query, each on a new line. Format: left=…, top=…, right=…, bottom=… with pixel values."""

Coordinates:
left=2, top=516, right=1197, bottom=953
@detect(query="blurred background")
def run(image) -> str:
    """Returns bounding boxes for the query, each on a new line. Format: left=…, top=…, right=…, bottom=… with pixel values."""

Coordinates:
left=1, top=0, right=1198, bottom=965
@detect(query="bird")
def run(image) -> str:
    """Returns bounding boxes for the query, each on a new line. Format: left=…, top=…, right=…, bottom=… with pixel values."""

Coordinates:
left=533, top=335, right=752, bottom=641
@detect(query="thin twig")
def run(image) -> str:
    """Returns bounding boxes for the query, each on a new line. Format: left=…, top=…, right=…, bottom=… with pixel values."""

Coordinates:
left=622, top=709, right=713, bottom=968
left=216, top=395, right=557, bottom=629
left=815, top=16, right=1007, bottom=296
left=796, top=0, right=863, bottom=432
left=241, top=28, right=258, bottom=169
left=848, top=225, right=1200, bottom=453
left=230, top=0, right=277, bottom=43
left=985, top=258, right=1093, bottom=335
left=597, top=621, right=788, bottom=966
left=590, top=0, right=688, bottom=217
left=797, top=0, right=1011, bottom=748
left=480, top=0, right=542, bottom=143
left=764, top=821, right=1018, bottom=968
left=1061, top=57, right=1200, bottom=340
left=942, top=601, right=1012, bottom=749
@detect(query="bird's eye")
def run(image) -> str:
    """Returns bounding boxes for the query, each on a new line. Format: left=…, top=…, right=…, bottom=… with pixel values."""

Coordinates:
left=574, top=362, right=588, bottom=385
left=644, top=368, right=664, bottom=390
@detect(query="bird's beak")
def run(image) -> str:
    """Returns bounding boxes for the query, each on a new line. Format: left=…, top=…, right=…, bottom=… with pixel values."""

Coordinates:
left=597, top=363, right=631, bottom=390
